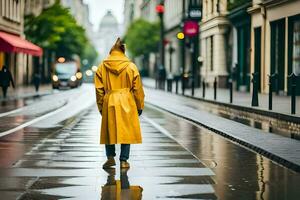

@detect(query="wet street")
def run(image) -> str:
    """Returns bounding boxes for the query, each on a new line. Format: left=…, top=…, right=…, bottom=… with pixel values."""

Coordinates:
left=0, top=84, right=299, bottom=200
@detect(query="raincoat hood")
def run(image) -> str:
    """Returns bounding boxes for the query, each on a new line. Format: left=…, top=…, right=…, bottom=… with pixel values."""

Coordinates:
left=103, top=37, right=129, bottom=75
left=103, top=53, right=131, bottom=75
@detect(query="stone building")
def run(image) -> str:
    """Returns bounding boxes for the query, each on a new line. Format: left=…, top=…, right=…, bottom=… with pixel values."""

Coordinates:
left=24, top=0, right=55, bottom=16
left=0, top=0, right=43, bottom=86
left=248, top=0, right=300, bottom=94
left=123, top=0, right=143, bottom=30
left=227, top=0, right=252, bottom=92
left=60, top=0, right=93, bottom=41
left=200, top=0, right=230, bottom=88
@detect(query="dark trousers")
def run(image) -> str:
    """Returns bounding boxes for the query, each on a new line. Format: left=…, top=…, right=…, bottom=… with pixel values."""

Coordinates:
left=2, top=87, right=7, bottom=98
left=105, top=144, right=130, bottom=161
left=34, top=84, right=39, bottom=92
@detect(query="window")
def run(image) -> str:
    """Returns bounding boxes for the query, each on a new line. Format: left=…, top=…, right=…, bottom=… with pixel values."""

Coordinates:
left=270, top=19, right=285, bottom=91
left=206, top=36, right=214, bottom=71
left=210, top=36, right=214, bottom=71
left=292, top=19, right=300, bottom=75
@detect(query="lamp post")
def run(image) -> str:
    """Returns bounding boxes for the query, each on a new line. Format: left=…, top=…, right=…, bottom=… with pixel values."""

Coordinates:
left=168, top=42, right=175, bottom=74
left=180, top=0, right=186, bottom=95
left=156, top=1, right=165, bottom=70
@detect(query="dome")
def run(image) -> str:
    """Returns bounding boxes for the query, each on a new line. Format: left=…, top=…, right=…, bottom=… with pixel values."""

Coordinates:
left=99, top=10, right=118, bottom=29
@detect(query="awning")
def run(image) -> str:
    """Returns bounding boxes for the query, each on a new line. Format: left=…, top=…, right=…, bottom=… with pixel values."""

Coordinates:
left=0, top=31, right=43, bottom=56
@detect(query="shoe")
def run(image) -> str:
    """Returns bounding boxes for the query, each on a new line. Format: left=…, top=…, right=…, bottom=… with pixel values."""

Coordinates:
left=102, top=157, right=116, bottom=169
left=120, top=161, right=130, bottom=169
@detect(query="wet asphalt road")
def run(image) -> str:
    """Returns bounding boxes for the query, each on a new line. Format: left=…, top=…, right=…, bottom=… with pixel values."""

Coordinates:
left=0, top=84, right=299, bottom=199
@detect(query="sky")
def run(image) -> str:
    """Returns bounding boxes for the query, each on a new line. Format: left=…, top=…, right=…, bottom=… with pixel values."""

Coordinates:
left=83, top=0, right=124, bottom=31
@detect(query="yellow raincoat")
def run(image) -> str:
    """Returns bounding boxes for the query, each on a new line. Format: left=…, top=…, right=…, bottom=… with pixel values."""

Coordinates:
left=94, top=41, right=145, bottom=145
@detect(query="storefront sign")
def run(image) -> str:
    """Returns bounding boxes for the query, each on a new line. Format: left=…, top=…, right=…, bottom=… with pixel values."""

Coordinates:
left=188, top=7, right=202, bottom=20
left=183, top=20, right=199, bottom=37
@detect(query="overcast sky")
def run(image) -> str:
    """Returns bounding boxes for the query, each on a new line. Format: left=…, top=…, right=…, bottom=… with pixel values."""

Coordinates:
left=83, top=0, right=124, bottom=31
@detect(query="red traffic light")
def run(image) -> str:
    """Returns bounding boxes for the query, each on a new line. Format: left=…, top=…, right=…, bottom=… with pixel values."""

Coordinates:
left=156, top=4, right=164, bottom=13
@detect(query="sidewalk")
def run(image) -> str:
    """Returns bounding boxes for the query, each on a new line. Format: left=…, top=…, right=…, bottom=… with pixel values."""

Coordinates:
left=143, top=86, right=300, bottom=172
left=0, top=84, right=53, bottom=102
left=143, top=78, right=300, bottom=118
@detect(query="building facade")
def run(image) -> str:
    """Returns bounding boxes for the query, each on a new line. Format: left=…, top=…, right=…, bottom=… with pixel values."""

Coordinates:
left=61, top=0, right=93, bottom=41
left=124, top=0, right=143, bottom=30
left=248, top=0, right=300, bottom=94
left=24, top=0, right=55, bottom=16
left=227, top=0, right=252, bottom=91
left=200, top=0, right=230, bottom=88
left=94, top=11, right=122, bottom=60
left=0, top=0, right=42, bottom=86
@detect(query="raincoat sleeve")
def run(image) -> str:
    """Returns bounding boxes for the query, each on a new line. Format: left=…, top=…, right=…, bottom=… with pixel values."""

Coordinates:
left=94, top=64, right=105, bottom=113
left=132, top=66, right=145, bottom=110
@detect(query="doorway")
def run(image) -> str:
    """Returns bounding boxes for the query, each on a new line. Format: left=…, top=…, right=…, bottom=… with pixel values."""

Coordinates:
left=254, top=27, right=261, bottom=92
left=271, top=19, right=285, bottom=93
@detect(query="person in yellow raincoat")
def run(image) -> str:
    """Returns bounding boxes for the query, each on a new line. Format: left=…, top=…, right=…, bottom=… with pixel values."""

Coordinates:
left=94, top=38, right=145, bottom=169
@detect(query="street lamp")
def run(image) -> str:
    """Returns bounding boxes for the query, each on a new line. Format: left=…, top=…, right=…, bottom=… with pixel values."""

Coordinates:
left=168, top=43, right=175, bottom=75
left=156, top=1, right=165, bottom=73
left=177, top=32, right=185, bottom=40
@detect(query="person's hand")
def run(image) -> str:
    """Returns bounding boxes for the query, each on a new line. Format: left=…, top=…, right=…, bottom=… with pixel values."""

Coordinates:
left=138, top=110, right=143, bottom=116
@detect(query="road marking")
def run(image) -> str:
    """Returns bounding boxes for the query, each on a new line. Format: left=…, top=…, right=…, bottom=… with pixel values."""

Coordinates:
left=0, top=102, right=68, bottom=138
left=0, top=107, right=26, bottom=118
left=143, top=114, right=215, bottom=174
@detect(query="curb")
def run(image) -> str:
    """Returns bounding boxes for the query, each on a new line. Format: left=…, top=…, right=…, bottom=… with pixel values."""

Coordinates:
left=146, top=102, right=300, bottom=173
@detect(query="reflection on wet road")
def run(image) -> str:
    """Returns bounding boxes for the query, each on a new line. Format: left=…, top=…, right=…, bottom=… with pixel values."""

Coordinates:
left=144, top=105, right=300, bottom=200
left=0, top=107, right=217, bottom=199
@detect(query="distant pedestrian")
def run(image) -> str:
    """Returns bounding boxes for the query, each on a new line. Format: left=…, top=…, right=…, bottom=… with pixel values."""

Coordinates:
left=94, top=38, right=145, bottom=169
left=32, top=72, right=41, bottom=92
left=158, top=65, right=166, bottom=89
left=0, top=65, right=15, bottom=98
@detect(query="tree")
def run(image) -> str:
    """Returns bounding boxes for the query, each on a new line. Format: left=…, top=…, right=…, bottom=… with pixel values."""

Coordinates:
left=125, top=19, right=160, bottom=58
left=24, top=2, right=97, bottom=64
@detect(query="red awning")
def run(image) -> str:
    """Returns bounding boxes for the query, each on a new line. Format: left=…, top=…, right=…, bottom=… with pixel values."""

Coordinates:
left=0, top=31, right=43, bottom=56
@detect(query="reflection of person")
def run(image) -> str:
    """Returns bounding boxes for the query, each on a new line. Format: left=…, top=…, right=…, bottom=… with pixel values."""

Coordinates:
left=94, top=38, right=145, bottom=169
left=101, top=168, right=143, bottom=200
left=32, top=72, right=41, bottom=92
left=0, top=65, right=15, bottom=98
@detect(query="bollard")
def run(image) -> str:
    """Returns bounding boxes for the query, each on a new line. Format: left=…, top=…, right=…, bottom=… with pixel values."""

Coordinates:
left=182, top=76, right=185, bottom=95
left=251, top=72, right=259, bottom=107
left=175, top=78, right=179, bottom=94
left=167, top=79, right=173, bottom=92
left=213, top=77, right=217, bottom=100
left=202, top=80, right=206, bottom=98
left=191, top=78, right=195, bottom=96
left=228, top=79, right=233, bottom=103
left=288, top=73, right=297, bottom=114
left=268, top=74, right=273, bottom=110
left=268, top=73, right=277, bottom=110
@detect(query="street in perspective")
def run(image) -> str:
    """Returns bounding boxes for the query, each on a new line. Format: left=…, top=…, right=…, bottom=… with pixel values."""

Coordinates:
left=0, top=0, right=300, bottom=200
